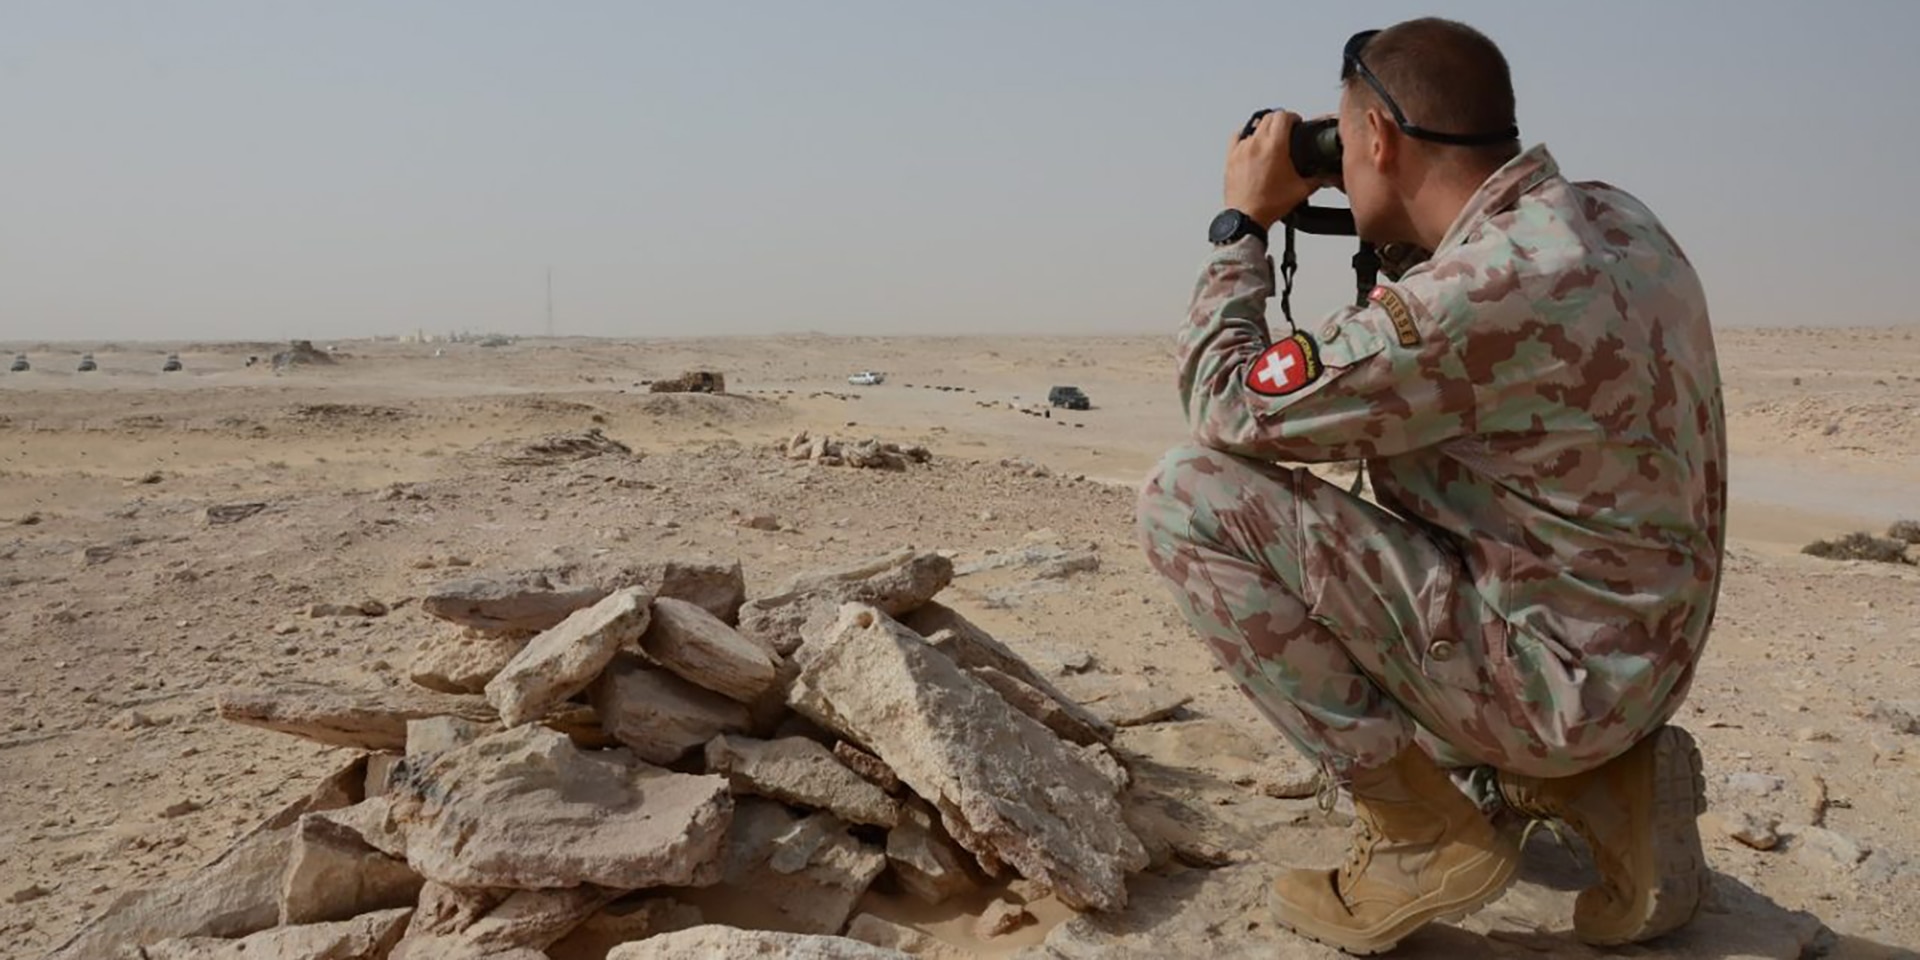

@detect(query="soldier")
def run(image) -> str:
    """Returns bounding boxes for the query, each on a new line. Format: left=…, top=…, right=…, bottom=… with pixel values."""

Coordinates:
left=1136, top=17, right=1724, bottom=955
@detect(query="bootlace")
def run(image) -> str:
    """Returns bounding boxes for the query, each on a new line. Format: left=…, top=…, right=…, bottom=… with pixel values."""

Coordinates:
left=1338, top=811, right=1383, bottom=890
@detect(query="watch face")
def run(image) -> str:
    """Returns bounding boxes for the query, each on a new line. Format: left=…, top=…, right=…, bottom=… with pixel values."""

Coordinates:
left=1209, top=210, right=1242, bottom=244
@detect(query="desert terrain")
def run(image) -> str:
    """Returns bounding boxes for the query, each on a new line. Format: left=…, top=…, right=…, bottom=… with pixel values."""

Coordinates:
left=1, top=326, right=1916, bottom=959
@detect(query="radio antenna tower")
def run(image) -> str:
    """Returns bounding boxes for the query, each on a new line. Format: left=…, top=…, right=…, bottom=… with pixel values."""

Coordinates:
left=545, top=266, right=555, bottom=338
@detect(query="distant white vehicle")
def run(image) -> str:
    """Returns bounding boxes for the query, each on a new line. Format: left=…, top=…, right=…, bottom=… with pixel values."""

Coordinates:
left=847, top=371, right=885, bottom=386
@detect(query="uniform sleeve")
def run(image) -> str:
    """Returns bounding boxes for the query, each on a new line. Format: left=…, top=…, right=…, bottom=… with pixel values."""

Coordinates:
left=1176, top=238, right=1480, bottom=463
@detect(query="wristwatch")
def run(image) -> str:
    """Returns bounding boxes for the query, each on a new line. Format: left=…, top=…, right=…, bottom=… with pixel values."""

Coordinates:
left=1208, top=209, right=1268, bottom=248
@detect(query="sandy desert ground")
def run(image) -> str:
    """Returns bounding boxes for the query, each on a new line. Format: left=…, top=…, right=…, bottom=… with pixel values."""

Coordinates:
left=1, top=326, right=1917, bottom=959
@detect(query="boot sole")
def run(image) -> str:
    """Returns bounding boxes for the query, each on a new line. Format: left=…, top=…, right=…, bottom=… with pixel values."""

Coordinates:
left=1578, top=725, right=1710, bottom=946
left=1271, top=845, right=1520, bottom=956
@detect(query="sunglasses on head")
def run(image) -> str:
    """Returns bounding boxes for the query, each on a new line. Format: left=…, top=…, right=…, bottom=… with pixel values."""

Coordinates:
left=1341, top=29, right=1519, bottom=147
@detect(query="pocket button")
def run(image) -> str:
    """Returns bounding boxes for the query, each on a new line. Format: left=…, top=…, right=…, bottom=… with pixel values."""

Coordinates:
left=1320, top=321, right=1342, bottom=342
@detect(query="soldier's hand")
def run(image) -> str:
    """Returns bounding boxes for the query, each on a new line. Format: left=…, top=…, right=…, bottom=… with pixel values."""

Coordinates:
left=1224, top=110, right=1321, bottom=228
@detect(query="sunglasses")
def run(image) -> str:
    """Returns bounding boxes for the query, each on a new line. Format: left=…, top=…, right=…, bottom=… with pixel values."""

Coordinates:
left=1342, top=29, right=1519, bottom=146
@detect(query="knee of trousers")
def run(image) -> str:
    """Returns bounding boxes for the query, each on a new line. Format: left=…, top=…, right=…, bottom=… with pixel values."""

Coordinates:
left=1136, top=443, right=1300, bottom=555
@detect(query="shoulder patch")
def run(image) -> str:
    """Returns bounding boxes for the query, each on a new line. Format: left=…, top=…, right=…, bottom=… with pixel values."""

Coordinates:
left=1246, top=333, right=1322, bottom=397
left=1369, top=285, right=1421, bottom=348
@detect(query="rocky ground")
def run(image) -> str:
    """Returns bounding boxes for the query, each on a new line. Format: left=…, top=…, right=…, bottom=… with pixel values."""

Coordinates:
left=1, top=328, right=1916, bottom=959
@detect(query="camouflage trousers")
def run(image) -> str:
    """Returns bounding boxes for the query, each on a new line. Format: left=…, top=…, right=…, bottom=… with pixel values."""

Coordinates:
left=1137, top=445, right=1655, bottom=784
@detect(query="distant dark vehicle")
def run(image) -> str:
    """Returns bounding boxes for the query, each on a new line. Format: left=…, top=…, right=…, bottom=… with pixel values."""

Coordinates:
left=77, top=353, right=97, bottom=372
left=161, top=353, right=183, bottom=372
left=1048, top=385, right=1090, bottom=410
left=9, top=354, right=28, bottom=373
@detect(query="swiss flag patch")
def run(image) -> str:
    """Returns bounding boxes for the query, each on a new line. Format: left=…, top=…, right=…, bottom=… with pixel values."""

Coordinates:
left=1246, top=333, right=1322, bottom=397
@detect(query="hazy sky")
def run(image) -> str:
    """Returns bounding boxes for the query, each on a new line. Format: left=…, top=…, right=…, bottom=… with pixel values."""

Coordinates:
left=4, top=1, right=1917, bottom=341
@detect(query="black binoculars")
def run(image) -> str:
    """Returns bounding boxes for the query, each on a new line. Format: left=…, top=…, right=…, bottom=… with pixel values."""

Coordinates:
left=1238, top=109, right=1344, bottom=180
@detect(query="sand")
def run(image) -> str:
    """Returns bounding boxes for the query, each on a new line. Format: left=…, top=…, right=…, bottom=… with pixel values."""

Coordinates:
left=1, top=327, right=1916, bottom=958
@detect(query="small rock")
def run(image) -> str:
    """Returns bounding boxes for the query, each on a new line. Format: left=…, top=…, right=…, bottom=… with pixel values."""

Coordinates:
left=8, top=884, right=51, bottom=904
left=204, top=502, right=268, bottom=525
left=1723, top=772, right=1786, bottom=796
left=1868, top=701, right=1920, bottom=735
left=833, top=741, right=901, bottom=794
left=1858, top=848, right=1916, bottom=889
left=113, top=710, right=162, bottom=730
left=271, top=621, right=299, bottom=637
left=885, top=802, right=981, bottom=907
left=738, top=513, right=781, bottom=531
left=161, top=800, right=203, bottom=819
left=975, top=897, right=1034, bottom=938
left=1708, top=810, right=1780, bottom=851
left=1793, top=825, right=1871, bottom=871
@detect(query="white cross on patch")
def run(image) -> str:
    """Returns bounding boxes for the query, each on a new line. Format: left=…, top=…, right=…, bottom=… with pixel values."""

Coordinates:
left=1256, top=350, right=1296, bottom=388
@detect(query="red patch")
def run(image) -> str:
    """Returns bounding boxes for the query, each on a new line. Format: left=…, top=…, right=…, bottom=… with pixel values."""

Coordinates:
left=1246, top=333, right=1322, bottom=397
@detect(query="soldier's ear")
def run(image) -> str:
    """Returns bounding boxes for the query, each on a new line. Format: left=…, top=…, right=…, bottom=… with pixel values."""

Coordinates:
left=1366, top=108, right=1396, bottom=173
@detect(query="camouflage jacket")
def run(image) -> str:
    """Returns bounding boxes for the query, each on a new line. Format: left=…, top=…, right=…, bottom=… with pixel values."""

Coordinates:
left=1177, top=144, right=1727, bottom=712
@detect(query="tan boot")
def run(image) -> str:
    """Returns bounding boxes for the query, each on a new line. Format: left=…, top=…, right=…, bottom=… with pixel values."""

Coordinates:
left=1269, top=745, right=1519, bottom=955
left=1497, top=725, right=1709, bottom=946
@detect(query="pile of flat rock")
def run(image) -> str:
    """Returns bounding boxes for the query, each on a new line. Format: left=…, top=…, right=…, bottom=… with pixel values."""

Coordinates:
left=55, top=548, right=1152, bottom=959
left=782, top=432, right=932, bottom=471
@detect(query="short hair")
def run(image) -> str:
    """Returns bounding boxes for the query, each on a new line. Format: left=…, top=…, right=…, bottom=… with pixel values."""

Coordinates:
left=1344, top=18, right=1519, bottom=163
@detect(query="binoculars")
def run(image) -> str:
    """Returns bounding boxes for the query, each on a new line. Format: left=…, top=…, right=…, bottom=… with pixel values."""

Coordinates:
left=1239, top=108, right=1352, bottom=237
left=1239, top=109, right=1344, bottom=181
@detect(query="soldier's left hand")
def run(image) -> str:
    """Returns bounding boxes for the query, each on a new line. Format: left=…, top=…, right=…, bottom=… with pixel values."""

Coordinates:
left=1224, top=110, right=1323, bottom=228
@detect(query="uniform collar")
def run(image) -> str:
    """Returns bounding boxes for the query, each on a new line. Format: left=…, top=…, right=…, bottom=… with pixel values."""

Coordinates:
left=1434, top=143, right=1560, bottom=253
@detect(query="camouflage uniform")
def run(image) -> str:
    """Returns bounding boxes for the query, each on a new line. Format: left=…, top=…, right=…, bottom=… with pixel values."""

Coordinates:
left=1138, top=144, right=1726, bottom=784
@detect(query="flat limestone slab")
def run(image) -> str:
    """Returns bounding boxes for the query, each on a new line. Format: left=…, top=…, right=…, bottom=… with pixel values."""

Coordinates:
left=642, top=597, right=780, bottom=702
left=142, top=907, right=412, bottom=960
left=608, top=924, right=914, bottom=959
left=391, top=882, right=619, bottom=957
left=409, top=629, right=529, bottom=694
left=904, top=602, right=1114, bottom=745
left=422, top=570, right=608, bottom=635
left=279, top=811, right=423, bottom=925
left=486, top=585, right=652, bottom=727
left=389, top=725, right=731, bottom=890
left=216, top=684, right=497, bottom=751
left=592, top=653, right=751, bottom=765
left=705, top=734, right=899, bottom=828
left=789, top=604, right=1148, bottom=913
left=739, top=549, right=953, bottom=656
